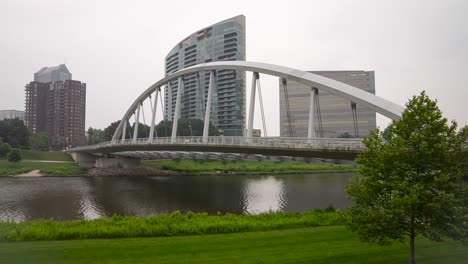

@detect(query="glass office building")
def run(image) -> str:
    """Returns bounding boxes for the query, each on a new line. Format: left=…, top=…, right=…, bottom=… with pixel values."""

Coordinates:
left=279, top=71, right=377, bottom=138
left=164, top=15, right=246, bottom=136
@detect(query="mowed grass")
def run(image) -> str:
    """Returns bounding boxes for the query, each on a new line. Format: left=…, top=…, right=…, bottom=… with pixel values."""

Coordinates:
left=0, top=210, right=343, bottom=241
left=21, top=150, right=73, bottom=161
left=0, top=226, right=466, bottom=264
left=0, top=160, right=85, bottom=176
left=143, top=159, right=355, bottom=173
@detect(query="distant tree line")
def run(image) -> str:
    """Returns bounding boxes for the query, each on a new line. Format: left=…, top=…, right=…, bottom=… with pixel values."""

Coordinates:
left=87, top=118, right=219, bottom=145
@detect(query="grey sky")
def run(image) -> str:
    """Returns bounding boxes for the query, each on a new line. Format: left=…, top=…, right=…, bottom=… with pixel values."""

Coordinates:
left=1, top=0, right=467, bottom=135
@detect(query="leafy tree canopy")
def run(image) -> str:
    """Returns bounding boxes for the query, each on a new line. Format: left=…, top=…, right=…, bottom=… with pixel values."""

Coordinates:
left=30, top=133, right=49, bottom=151
left=0, top=119, right=30, bottom=148
left=346, top=91, right=468, bottom=264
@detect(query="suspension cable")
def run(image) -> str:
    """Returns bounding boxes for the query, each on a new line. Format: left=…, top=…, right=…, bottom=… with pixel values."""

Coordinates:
left=148, top=93, right=157, bottom=138
left=314, top=89, right=324, bottom=138
left=282, top=78, right=294, bottom=137
left=256, top=78, right=267, bottom=137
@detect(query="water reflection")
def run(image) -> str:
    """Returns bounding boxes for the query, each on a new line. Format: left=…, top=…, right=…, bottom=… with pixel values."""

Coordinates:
left=0, top=173, right=353, bottom=222
left=241, top=176, right=286, bottom=213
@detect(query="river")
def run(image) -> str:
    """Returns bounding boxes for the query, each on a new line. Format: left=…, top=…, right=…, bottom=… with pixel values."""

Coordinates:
left=0, top=172, right=353, bottom=222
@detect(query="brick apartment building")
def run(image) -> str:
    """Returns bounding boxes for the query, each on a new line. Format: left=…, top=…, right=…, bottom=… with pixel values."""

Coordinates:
left=24, top=65, right=86, bottom=148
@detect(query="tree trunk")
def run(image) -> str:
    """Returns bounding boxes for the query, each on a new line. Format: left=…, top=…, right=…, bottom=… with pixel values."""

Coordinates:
left=410, top=229, right=415, bottom=264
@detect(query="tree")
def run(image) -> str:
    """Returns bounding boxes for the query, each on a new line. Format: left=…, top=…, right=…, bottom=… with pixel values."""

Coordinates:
left=346, top=91, right=468, bottom=264
left=154, top=118, right=219, bottom=137
left=49, top=136, right=65, bottom=151
left=0, top=140, right=12, bottom=158
left=0, top=119, right=30, bottom=148
left=30, top=133, right=49, bottom=151
left=103, top=121, right=121, bottom=141
left=7, top=149, right=22, bottom=162
left=338, top=132, right=353, bottom=138
left=87, top=127, right=105, bottom=145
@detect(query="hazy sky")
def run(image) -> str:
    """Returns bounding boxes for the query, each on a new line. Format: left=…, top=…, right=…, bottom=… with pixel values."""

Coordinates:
left=1, top=0, right=467, bottom=135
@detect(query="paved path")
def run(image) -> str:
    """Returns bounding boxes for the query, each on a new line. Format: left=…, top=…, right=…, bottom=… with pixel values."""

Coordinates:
left=15, top=170, right=43, bottom=177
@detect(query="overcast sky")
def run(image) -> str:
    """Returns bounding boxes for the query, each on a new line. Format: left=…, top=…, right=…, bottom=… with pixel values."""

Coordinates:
left=1, top=0, right=467, bottom=135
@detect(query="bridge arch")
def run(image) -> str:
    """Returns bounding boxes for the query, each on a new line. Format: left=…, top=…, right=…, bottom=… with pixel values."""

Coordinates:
left=111, top=61, right=404, bottom=142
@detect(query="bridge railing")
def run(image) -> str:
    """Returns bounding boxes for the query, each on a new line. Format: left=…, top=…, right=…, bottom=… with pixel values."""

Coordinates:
left=70, top=136, right=365, bottom=152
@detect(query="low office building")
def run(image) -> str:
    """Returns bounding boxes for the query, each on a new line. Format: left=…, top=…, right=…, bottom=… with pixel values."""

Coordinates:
left=279, top=71, right=376, bottom=138
left=0, top=110, right=24, bottom=121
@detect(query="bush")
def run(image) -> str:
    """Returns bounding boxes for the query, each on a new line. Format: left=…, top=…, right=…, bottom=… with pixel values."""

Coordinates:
left=0, top=142, right=12, bottom=158
left=7, top=149, right=22, bottom=162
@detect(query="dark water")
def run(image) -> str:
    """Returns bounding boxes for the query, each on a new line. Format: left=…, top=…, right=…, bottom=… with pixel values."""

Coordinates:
left=0, top=173, right=352, bottom=222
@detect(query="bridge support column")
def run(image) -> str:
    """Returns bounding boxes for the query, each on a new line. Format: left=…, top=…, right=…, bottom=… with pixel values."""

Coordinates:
left=148, top=88, right=159, bottom=143
left=247, top=72, right=259, bottom=139
left=308, top=87, right=316, bottom=142
left=171, top=77, right=184, bottom=143
left=70, top=152, right=97, bottom=168
left=203, top=71, right=215, bottom=143
left=121, top=121, right=127, bottom=143
left=132, top=103, right=141, bottom=143
left=313, top=88, right=324, bottom=138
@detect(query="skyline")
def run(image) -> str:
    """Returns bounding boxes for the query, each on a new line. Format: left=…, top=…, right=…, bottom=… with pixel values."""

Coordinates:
left=1, top=0, right=467, bottom=136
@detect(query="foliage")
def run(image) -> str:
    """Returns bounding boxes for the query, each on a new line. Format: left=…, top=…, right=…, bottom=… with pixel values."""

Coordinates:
left=155, top=118, right=219, bottom=137
left=103, top=121, right=121, bottom=141
left=338, top=132, right=353, bottom=138
left=1, top=227, right=467, bottom=264
left=143, top=159, right=354, bottom=172
left=346, top=91, right=468, bottom=264
left=30, top=133, right=49, bottom=151
left=87, top=127, right=106, bottom=145
left=0, top=141, right=12, bottom=158
left=0, top=160, right=85, bottom=176
left=0, top=119, right=30, bottom=148
left=48, top=136, right=65, bottom=151
left=7, top=149, right=22, bottom=162
left=0, top=210, right=344, bottom=241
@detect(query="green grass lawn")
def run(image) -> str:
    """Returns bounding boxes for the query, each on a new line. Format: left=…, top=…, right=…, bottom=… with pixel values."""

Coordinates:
left=0, top=226, right=466, bottom=264
left=143, top=159, right=355, bottom=173
left=21, top=150, right=73, bottom=161
left=0, top=160, right=85, bottom=176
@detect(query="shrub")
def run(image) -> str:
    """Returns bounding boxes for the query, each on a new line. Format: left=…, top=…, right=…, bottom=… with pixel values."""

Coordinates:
left=7, top=149, right=22, bottom=162
left=0, top=142, right=11, bottom=158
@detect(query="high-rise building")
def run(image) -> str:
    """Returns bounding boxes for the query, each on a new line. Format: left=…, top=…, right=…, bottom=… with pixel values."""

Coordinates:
left=0, top=110, right=24, bottom=121
left=24, top=82, right=49, bottom=133
left=24, top=65, right=86, bottom=148
left=279, top=71, right=376, bottom=138
left=34, top=64, right=72, bottom=83
left=164, top=15, right=246, bottom=136
left=47, top=80, right=86, bottom=147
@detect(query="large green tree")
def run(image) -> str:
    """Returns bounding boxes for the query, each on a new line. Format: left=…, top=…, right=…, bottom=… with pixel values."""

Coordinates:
left=346, top=91, right=468, bottom=264
left=87, top=127, right=106, bottom=145
left=30, top=132, right=49, bottom=151
left=0, top=119, right=30, bottom=148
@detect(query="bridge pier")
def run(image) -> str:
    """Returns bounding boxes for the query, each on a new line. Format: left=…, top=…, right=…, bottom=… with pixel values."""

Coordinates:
left=95, top=157, right=141, bottom=169
left=70, top=152, right=141, bottom=169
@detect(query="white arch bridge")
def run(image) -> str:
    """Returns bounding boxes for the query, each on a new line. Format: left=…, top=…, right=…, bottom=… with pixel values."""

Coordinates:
left=69, top=61, right=404, bottom=168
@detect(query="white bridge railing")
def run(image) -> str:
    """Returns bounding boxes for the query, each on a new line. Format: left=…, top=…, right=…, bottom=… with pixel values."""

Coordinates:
left=70, top=136, right=365, bottom=152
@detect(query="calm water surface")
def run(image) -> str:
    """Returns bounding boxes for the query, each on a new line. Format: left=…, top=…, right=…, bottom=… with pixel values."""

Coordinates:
left=0, top=173, right=352, bottom=222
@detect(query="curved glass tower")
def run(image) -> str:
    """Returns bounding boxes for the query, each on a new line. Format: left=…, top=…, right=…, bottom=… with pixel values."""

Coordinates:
left=164, top=15, right=246, bottom=136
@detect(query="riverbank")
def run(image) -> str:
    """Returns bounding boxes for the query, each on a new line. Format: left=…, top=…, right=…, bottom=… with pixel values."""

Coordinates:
left=0, top=160, right=86, bottom=176
left=143, top=159, right=355, bottom=174
left=1, top=156, right=354, bottom=177
left=0, top=210, right=343, bottom=241
left=0, top=226, right=466, bottom=264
